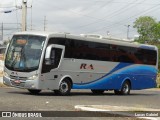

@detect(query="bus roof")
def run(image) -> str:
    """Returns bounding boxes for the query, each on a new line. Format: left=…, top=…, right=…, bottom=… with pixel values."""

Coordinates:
left=13, top=31, right=157, bottom=51
left=14, top=31, right=63, bottom=37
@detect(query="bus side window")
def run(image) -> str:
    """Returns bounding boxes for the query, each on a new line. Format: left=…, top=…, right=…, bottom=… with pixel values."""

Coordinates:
left=42, top=48, right=62, bottom=73
left=50, top=49, right=55, bottom=65
left=51, top=48, right=62, bottom=69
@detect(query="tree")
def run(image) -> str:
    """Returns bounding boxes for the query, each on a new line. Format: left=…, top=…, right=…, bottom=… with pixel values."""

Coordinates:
left=3, top=40, right=10, bottom=45
left=152, top=22, right=160, bottom=41
left=133, top=16, right=157, bottom=43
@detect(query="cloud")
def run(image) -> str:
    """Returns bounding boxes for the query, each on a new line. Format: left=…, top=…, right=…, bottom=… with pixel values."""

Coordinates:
left=1, top=0, right=160, bottom=40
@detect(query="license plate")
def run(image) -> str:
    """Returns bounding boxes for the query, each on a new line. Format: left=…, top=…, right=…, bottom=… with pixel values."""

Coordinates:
left=14, top=80, right=21, bottom=84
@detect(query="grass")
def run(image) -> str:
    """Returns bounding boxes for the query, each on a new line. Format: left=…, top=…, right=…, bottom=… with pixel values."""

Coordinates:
left=156, top=73, right=160, bottom=88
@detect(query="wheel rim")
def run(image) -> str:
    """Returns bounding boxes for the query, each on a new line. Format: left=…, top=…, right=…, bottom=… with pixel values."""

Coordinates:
left=122, top=83, right=129, bottom=94
left=60, top=81, right=68, bottom=93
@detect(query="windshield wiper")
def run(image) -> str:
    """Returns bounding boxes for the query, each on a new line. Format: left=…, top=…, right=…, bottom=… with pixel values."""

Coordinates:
left=13, top=66, right=38, bottom=72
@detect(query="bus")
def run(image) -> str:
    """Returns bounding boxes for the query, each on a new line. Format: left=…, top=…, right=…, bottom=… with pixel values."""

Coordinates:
left=3, top=31, right=158, bottom=95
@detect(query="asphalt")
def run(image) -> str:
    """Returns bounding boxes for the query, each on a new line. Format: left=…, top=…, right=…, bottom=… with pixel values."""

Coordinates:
left=0, top=77, right=160, bottom=119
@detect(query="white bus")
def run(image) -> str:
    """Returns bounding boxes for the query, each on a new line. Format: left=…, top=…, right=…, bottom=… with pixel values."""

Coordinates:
left=3, top=31, right=158, bottom=95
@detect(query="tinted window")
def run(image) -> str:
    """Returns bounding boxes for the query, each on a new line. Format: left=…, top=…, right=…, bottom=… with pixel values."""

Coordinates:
left=48, top=38, right=65, bottom=45
left=46, top=38, right=157, bottom=65
left=64, top=39, right=110, bottom=61
left=134, top=48, right=157, bottom=65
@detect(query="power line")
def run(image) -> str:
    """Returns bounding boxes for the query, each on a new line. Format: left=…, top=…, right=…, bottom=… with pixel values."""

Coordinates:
left=86, top=4, right=160, bottom=34
left=0, top=6, right=15, bottom=8
left=77, top=1, right=101, bottom=13
left=104, top=1, right=160, bottom=6
left=75, top=0, right=144, bottom=29
left=0, top=28, right=21, bottom=30
left=85, top=0, right=114, bottom=15
left=0, top=8, right=21, bottom=13
left=49, top=5, right=100, bottom=20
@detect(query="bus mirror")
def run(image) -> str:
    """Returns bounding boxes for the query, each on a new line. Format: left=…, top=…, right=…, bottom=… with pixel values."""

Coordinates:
left=45, top=45, right=52, bottom=59
left=45, top=45, right=55, bottom=65
left=45, top=45, right=53, bottom=65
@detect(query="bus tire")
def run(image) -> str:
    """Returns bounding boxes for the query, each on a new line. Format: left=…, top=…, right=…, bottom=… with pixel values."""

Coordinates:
left=114, top=81, right=131, bottom=95
left=91, top=89, right=104, bottom=94
left=55, top=79, right=71, bottom=96
left=28, top=89, right=41, bottom=94
left=114, top=90, right=121, bottom=95
left=54, top=90, right=59, bottom=95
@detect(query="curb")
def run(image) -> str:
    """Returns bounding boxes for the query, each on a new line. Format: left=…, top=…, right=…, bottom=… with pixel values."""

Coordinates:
left=145, top=88, right=160, bottom=91
left=75, top=105, right=159, bottom=120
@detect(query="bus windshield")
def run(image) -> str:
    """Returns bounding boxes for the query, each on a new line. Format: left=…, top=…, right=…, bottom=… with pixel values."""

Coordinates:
left=5, top=35, right=46, bottom=72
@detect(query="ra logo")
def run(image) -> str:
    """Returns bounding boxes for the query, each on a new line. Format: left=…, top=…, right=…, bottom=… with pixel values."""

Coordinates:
left=80, top=63, right=94, bottom=70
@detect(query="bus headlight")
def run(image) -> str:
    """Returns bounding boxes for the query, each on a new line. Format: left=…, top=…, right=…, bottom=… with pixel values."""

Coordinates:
left=28, top=74, right=38, bottom=80
left=4, top=72, right=9, bottom=78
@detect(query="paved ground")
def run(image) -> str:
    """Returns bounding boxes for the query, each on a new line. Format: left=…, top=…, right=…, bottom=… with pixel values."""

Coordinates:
left=0, top=88, right=160, bottom=111
left=0, top=87, right=159, bottom=119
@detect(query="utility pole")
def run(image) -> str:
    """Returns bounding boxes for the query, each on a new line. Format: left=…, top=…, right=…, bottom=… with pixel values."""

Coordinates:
left=22, top=0, right=27, bottom=31
left=127, top=25, right=130, bottom=39
left=44, top=16, right=47, bottom=31
left=30, top=5, right=33, bottom=31
left=1, top=23, right=3, bottom=41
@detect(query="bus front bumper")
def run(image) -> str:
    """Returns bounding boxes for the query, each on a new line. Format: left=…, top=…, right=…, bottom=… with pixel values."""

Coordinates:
left=3, top=76, right=38, bottom=89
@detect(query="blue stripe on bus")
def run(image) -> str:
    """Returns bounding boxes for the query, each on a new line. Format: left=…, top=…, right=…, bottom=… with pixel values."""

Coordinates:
left=72, top=64, right=157, bottom=90
left=74, top=63, right=133, bottom=85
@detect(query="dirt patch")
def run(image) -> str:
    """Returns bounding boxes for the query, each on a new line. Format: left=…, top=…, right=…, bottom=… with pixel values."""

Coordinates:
left=0, top=71, right=3, bottom=77
left=0, top=82, right=7, bottom=87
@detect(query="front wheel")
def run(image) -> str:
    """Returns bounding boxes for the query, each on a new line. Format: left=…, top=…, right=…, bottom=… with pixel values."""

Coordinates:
left=114, top=81, right=131, bottom=95
left=54, top=79, right=71, bottom=96
left=28, top=89, right=41, bottom=94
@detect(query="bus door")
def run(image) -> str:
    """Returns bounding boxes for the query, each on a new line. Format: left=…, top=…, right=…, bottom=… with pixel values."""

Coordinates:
left=41, top=44, right=65, bottom=89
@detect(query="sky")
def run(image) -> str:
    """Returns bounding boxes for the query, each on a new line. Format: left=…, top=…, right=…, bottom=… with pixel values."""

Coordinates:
left=0, top=0, right=160, bottom=41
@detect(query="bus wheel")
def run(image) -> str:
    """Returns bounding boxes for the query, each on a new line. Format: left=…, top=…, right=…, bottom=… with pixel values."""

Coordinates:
left=56, top=79, right=71, bottom=96
left=28, top=89, right=41, bottom=94
left=114, top=81, right=131, bottom=95
left=91, top=89, right=104, bottom=94
left=114, top=90, right=121, bottom=95
left=54, top=90, right=59, bottom=95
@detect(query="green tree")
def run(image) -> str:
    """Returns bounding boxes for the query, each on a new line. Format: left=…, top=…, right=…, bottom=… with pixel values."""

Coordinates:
left=3, top=40, right=10, bottom=45
left=133, top=16, right=157, bottom=43
left=151, top=22, right=160, bottom=41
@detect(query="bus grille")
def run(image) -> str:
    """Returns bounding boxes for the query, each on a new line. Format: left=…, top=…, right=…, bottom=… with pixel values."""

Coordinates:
left=10, top=75, right=27, bottom=81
